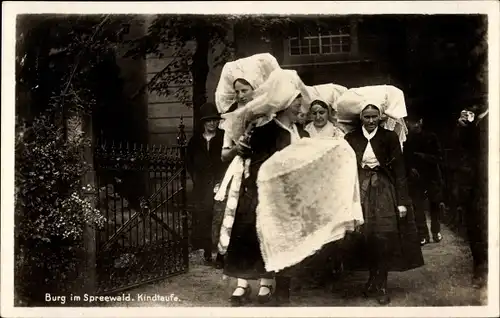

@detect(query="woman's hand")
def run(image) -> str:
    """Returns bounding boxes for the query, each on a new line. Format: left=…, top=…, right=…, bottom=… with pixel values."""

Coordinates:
left=397, top=206, right=407, bottom=218
left=235, top=140, right=252, bottom=158
left=213, top=183, right=221, bottom=194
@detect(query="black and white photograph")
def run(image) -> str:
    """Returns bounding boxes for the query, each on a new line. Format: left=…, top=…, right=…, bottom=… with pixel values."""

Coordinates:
left=2, top=1, right=499, bottom=317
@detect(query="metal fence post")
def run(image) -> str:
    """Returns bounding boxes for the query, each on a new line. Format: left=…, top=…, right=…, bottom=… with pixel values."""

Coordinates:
left=177, top=116, right=189, bottom=268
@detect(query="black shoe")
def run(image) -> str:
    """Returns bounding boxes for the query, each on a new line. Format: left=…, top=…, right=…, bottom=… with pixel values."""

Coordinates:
left=275, top=277, right=291, bottom=306
left=432, top=233, right=443, bottom=243
left=362, top=271, right=378, bottom=298
left=230, top=285, right=252, bottom=307
left=375, top=271, right=390, bottom=305
left=215, top=253, right=224, bottom=269
left=376, top=288, right=391, bottom=305
left=420, top=238, right=429, bottom=246
left=257, top=284, right=274, bottom=305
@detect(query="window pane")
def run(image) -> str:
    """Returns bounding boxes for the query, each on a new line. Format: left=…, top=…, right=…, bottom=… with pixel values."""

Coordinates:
left=330, top=37, right=342, bottom=45
left=310, top=37, right=319, bottom=47
left=290, top=46, right=300, bottom=55
left=300, top=46, right=310, bottom=55
left=321, top=45, right=331, bottom=54
left=310, top=46, right=319, bottom=54
left=289, top=38, right=299, bottom=48
left=331, top=45, right=343, bottom=53
left=342, top=43, right=351, bottom=52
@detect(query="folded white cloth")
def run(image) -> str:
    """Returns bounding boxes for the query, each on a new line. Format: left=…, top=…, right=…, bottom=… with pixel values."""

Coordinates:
left=302, top=83, right=348, bottom=112
left=256, top=137, right=364, bottom=272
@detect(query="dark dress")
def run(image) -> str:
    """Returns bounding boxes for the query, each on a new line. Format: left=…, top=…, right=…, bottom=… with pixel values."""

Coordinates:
left=186, top=128, right=228, bottom=255
left=404, top=130, right=445, bottom=239
left=343, top=127, right=424, bottom=272
left=223, top=120, right=310, bottom=279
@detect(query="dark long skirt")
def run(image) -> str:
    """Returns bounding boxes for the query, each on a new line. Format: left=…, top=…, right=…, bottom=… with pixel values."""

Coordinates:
left=343, top=167, right=424, bottom=272
left=223, top=184, right=273, bottom=279
left=190, top=182, right=216, bottom=255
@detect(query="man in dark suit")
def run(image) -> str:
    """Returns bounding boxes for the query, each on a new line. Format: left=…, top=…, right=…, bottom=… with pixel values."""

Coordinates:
left=456, top=104, right=489, bottom=289
left=404, top=116, right=445, bottom=246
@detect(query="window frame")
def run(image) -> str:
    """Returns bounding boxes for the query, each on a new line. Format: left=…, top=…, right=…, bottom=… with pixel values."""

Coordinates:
left=288, top=32, right=352, bottom=57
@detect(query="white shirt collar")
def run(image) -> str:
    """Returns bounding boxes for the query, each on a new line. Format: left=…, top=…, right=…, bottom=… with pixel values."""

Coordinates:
left=362, top=126, right=378, bottom=140
left=274, top=118, right=300, bottom=140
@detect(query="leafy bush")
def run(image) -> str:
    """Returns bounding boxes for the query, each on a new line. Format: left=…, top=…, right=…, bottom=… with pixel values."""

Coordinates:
left=15, top=110, right=106, bottom=305
left=15, top=112, right=106, bottom=240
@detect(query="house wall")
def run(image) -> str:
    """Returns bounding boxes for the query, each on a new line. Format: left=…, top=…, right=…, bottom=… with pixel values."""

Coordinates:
left=142, top=17, right=234, bottom=146
left=144, top=15, right=196, bottom=145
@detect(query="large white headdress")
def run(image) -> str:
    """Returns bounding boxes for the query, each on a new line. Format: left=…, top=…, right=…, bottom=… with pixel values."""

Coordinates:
left=336, top=85, right=409, bottom=147
left=215, top=53, right=281, bottom=114
left=219, top=68, right=310, bottom=143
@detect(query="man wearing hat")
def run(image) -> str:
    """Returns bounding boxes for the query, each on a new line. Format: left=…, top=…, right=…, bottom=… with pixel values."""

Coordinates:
left=186, top=102, right=228, bottom=267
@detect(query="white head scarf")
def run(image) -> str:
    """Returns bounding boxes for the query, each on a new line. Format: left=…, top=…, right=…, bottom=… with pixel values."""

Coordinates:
left=219, top=68, right=309, bottom=143
left=215, top=53, right=281, bottom=114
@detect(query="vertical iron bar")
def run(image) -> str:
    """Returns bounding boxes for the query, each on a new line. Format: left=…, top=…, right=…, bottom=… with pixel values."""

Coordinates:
left=170, top=152, right=176, bottom=268
left=154, top=147, right=159, bottom=244
left=160, top=147, right=165, bottom=242
left=143, top=144, right=147, bottom=247
left=149, top=146, right=153, bottom=247
left=180, top=144, right=188, bottom=269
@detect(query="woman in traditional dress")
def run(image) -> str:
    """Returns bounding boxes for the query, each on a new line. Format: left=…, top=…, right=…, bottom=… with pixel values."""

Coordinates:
left=305, top=99, right=345, bottom=139
left=343, top=102, right=424, bottom=305
left=216, top=68, right=310, bottom=306
left=211, top=53, right=280, bottom=270
left=186, top=103, right=227, bottom=267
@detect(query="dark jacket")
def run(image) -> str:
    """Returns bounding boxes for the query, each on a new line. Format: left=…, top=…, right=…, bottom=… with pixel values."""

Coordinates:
left=186, top=128, right=228, bottom=207
left=245, top=120, right=310, bottom=185
left=345, top=127, right=411, bottom=207
left=237, top=120, right=310, bottom=223
left=403, top=130, right=445, bottom=201
left=458, top=113, right=488, bottom=201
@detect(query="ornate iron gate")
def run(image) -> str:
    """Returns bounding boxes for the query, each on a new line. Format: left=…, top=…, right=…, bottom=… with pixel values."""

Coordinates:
left=93, top=133, right=189, bottom=295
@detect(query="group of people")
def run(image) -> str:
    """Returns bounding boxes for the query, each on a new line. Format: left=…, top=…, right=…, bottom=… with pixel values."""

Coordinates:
left=186, top=53, right=488, bottom=306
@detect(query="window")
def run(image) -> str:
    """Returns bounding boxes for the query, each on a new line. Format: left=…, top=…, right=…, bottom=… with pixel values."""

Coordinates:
left=288, top=29, right=351, bottom=56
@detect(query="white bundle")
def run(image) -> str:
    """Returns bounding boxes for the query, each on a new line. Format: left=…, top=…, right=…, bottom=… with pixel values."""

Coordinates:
left=256, top=137, right=364, bottom=272
left=302, top=83, right=348, bottom=112
left=215, top=53, right=281, bottom=114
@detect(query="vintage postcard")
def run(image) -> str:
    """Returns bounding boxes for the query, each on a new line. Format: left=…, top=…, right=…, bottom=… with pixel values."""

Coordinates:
left=2, top=1, right=499, bottom=317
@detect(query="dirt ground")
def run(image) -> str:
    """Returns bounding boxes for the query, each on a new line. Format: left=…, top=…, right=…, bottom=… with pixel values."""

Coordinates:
left=105, top=222, right=486, bottom=307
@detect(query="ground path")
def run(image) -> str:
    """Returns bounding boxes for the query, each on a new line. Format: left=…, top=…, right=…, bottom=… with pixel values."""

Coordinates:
left=105, top=222, right=486, bottom=307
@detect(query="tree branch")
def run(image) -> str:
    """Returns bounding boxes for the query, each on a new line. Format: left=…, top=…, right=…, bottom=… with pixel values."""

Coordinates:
left=128, top=49, right=185, bottom=101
